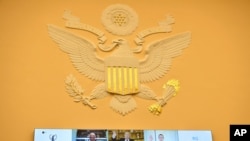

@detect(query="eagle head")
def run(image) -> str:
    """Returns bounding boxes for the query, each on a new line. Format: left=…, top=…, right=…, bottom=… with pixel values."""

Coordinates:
left=111, top=38, right=133, bottom=57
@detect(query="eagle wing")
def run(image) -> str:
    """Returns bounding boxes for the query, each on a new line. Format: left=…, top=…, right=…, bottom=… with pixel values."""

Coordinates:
left=48, top=24, right=105, bottom=81
left=139, top=32, right=191, bottom=83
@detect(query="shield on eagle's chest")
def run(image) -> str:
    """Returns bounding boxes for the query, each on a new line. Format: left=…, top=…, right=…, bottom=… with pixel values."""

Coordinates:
left=105, top=56, right=140, bottom=95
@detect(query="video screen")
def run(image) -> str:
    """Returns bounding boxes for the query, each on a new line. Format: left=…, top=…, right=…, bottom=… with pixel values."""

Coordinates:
left=34, top=129, right=212, bottom=141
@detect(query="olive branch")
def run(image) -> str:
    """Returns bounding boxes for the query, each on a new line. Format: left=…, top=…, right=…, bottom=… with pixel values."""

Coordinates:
left=65, top=74, right=97, bottom=109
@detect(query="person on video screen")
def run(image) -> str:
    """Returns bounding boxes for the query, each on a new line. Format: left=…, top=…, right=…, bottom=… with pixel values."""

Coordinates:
left=111, top=131, right=134, bottom=141
left=148, top=134, right=154, bottom=141
left=158, top=134, right=164, bottom=141
left=89, top=132, right=97, bottom=141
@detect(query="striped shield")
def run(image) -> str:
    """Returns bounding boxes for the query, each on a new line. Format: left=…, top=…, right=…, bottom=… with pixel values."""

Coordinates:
left=105, top=57, right=140, bottom=95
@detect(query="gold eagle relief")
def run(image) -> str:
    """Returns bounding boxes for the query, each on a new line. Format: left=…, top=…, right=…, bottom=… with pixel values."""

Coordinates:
left=48, top=4, right=191, bottom=115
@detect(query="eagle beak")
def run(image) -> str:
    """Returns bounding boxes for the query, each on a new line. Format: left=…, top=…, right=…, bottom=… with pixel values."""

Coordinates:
left=112, top=39, right=120, bottom=44
left=112, top=39, right=123, bottom=44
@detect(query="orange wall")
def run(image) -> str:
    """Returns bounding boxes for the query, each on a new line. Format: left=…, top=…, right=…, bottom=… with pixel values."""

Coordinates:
left=1, top=0, right=250, bottom=141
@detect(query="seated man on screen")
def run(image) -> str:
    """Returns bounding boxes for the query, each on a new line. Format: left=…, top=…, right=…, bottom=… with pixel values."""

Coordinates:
left=158, top=134, right=164, bottom=141
left=89, top=132, right=97, bottom=141
left=111, top=131, right=134, bottom=141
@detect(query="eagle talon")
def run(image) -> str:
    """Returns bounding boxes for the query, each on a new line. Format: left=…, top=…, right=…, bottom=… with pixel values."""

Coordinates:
left=82, top=97, right=97, bottom=109
left=148, top=103, right=162, bottom=115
